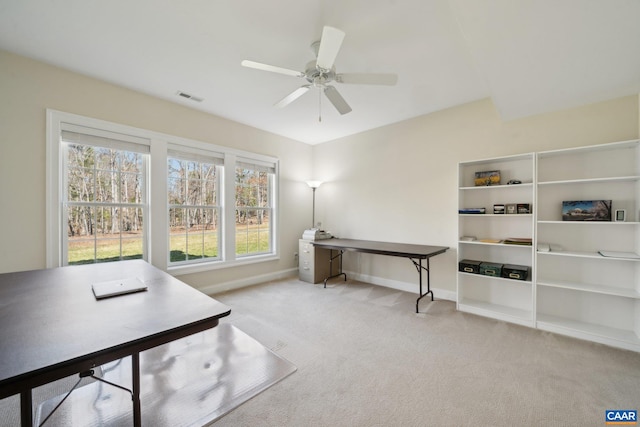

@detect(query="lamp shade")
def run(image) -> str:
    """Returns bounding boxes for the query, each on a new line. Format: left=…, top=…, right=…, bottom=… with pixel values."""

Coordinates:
left=306, top=180, right=323, bottom=189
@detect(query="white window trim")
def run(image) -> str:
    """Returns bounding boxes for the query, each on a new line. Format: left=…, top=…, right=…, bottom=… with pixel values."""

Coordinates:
left=234, top=163, right=276, bottom=259
left=166, top=151, right=223, bottom=267
left=61, top=141, right=150, bottom=266
left=46, top=109, right=280, bottom=274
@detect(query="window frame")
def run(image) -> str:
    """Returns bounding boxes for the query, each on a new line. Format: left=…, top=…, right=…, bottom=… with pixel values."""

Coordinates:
left=47, top=109, right=279, bottom=274
left=234, top=160, right=276, bottom=258
left=62, top=141, right=149, bottom=265
left=167, top=148, right=223, bottom=267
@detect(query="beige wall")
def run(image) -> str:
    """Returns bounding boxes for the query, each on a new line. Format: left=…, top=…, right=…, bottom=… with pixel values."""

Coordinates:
left=1, top=48, right=638, bottom=297
left=0, top=50, right=313, bottom=290
left=312, top=96, right=639, bottom=296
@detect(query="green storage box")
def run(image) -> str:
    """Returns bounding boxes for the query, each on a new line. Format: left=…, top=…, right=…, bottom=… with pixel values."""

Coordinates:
left=479, top=262, right=503, bottom=277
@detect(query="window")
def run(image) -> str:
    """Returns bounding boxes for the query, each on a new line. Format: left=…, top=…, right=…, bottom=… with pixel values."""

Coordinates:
left=235, top=160, right=275, bottom=257
left=61, top=127, right=149, bottom=265
left=168, top=152, right=222, bottom=266
left=47, top=110, right=279, bottom=272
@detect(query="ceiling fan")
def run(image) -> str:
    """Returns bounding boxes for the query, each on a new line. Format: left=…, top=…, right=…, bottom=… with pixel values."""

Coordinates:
left=241, top=26, right=398, bottom=120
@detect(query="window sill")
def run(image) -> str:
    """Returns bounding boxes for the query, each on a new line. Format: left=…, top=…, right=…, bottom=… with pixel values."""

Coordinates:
left=168, top=254, right=279, bottom=276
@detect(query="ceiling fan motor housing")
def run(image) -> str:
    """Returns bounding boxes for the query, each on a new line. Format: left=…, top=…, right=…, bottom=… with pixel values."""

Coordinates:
left=304, top=60, right=335, bottom=86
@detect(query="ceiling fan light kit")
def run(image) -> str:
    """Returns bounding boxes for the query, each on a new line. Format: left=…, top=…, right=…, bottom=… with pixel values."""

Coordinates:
left=241, top=26, right=397, bottom=120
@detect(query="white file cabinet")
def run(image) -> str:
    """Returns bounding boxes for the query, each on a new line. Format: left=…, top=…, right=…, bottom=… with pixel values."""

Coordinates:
left=298, top=239, right=333, bottom=284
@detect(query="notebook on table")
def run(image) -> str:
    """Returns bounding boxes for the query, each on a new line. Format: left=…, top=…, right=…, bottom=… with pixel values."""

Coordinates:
left=92, top=277, right=148, bottom=299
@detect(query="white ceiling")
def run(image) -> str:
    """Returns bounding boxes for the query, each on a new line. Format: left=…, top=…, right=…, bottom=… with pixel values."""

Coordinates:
left=1, top=0, right=639, bottom=144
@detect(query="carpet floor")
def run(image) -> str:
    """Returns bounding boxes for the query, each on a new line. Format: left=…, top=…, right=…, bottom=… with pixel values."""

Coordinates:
left=211, top=277, right=640, bottom=427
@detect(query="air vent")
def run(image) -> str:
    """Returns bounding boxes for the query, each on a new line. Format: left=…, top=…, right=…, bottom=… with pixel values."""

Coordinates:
left=176, top=91, right=204, bottom=102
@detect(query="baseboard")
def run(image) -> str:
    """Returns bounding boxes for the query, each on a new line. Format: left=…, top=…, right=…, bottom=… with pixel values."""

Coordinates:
left=343, top=270, right=457, bottom=302
left=199, top=267, right=457, bottom=302
left=200, top=268, right=298, bottom=296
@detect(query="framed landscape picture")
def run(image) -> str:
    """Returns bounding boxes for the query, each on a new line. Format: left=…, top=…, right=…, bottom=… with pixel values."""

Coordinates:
left=474, top=170, right=501, bottom=186
left=562, top=200, right=612, bottom=221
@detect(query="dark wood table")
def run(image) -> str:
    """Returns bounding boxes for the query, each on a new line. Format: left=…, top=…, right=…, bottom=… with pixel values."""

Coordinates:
left=310, top=239, right=449, bottom=313
left=0, top=260, right=230, bottom=426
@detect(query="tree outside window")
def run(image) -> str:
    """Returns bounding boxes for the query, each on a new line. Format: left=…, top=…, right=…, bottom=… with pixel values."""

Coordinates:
left=235, top=164, right=273, bottom=256
left=65, top=144, right=145, bottom=264
left=168, top=156, right=221, bottom=264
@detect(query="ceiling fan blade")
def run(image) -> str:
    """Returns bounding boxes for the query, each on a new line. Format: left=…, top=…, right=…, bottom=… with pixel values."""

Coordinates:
left=274, top=85, right=311, bottom=108
left=336, top=73, right=398, bottom=86
left=241, top=60, right=304, bottom=78
left=316, top=26, right=345, bottom=70
left=324, top=86, right=352, bottom=115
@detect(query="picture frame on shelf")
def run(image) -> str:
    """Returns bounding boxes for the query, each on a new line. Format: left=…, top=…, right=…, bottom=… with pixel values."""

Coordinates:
left=561, top=200, right=612, bottom=221
left=474, top=170, right=501, bottom=186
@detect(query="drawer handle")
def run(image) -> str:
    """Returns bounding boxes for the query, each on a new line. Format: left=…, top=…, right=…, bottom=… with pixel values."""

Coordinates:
left=509, top=273, right=520, bottom=278
left=303, top=267, right=310, bottom=271
left=463, top=267, right=474, bottom=272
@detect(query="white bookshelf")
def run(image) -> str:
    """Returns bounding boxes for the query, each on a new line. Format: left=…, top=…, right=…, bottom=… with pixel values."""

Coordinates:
left=457, top=153, right=536, bottom=327
left=536, top=140, right=640, bottom=352
left=458, top=140, right=640, bottom=352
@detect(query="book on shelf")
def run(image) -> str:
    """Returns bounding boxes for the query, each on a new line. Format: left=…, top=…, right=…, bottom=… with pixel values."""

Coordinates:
left=478, top=238, right=502, bottom=243
left=503, top=238, right=532, bottom=246
left=459, top=208, right=486, bottom=214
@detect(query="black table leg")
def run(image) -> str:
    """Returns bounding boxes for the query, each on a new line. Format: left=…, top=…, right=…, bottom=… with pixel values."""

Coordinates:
left=132, top=352, right=141, bottom=427
left=414, top=258, right=433, bottom=313
left=20, top=389, right=32, bottom=427
left=323, top=249, right=347, bottom=288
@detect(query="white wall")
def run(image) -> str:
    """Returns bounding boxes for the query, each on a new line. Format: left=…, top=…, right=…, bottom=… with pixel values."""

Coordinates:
left=0, top=50, right=312, bottom=291
left=312, top=97, right=639, bottom=297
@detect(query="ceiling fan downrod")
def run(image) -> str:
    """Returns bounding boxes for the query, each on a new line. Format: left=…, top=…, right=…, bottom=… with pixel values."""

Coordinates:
left=318, top=87, right=322, bottom=122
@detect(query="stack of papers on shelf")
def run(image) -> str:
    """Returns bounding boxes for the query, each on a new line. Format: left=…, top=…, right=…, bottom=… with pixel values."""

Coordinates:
left=478, top=238, right=502, bottom=243
left=503, top=238, right=533, bottom=246
left=597, top=251, right=640, bottom=259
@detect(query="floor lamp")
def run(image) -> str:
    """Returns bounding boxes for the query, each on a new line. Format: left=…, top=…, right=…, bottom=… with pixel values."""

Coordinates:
left=306, top=181, right=323, bottom=229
